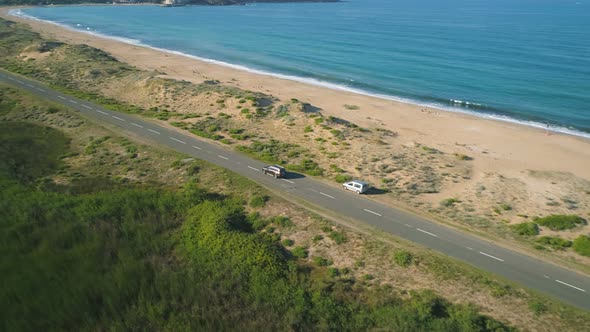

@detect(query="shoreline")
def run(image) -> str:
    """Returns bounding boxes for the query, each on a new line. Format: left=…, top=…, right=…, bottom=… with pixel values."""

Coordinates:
left=2, top=7, right=590, bottom=181
left=10, top=7, right=590, bottom=140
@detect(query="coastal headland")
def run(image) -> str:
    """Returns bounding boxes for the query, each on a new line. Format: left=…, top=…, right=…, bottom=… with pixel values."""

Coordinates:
left=2, top=7, right=590, bottom=272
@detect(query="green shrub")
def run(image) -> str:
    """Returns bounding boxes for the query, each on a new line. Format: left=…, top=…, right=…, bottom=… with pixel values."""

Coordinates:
left=281, top=239, right=294, bottom=247
left=393, top=250, right=413, bottom=267
left=249, top=194, right=269, bottom=208
left=327, top=267, right=340, bottom=278
left=291, top=246, right=308, bottom=259
left=343, top=104, right=359, bottom=110
left=313, top=256, right=332, bottom=267
left=573, top=235, right=590, bottom=257
left=536, top=236, right=572, bottom=250
left=273, top=216, right=293, bottom=228
left=500, top=203, right=512, bottom=211
left=529, top=300, right=548, bottom=316
left=535, top=215, right=585, bottom=231
left=334, top=174, right=353, bottom=183
left=510, top=222, right=539, bottom=236
left=328, top=231, right=347, bottom=244
left=303, top=125, right=313, bottom=133
left=312, top=235, right=323, bottom=243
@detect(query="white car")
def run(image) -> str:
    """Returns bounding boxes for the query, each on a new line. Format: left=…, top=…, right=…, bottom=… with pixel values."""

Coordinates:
left=343, top=180, right=369, bottom=194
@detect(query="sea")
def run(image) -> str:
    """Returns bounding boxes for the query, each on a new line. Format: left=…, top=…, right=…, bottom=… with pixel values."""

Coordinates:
left=11, top=0, right=590, bottom=138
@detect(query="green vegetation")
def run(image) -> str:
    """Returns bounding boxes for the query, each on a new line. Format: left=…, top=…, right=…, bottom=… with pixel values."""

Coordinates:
left=535, top=236, right=572, bottom=250
left=334, top=174, right=353, bottom=183
left=286, top=159, right=325, bottom=176
left=237, top=140, right=302, bottom=164
left=291, top=246, right=308, bottom=259
left=328, top=230, right=347, bottom=244
left=281, top=239, right=294, bottom=247
left=0, top=119, right=519, bottom=331
left=393, top=250, right=414, bottom=267
left=573, top=235, right=590, bottom=257
left=249, top=194, right=269, bottom=208
left=534, top=214, right=585, bottom=231
left=510, top=222, right=539, bottom=236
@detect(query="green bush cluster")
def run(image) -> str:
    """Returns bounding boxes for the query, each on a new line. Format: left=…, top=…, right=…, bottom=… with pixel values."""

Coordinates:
left=536, top=236, right=572, bottom=250
left=393, top=250, right=414, bottom=267
left=573, top=235, right=590, bottom=257
left=510, top=222, right=539, bottom=236
left=534, top=215, right=585, bottom=231
left=237, top=140, right=301, bottom=164
left=334, top=174, right=353, bottom=183
left=287, top=159, right=324, bottom=176
left=249, top=194, right=269, bottom=208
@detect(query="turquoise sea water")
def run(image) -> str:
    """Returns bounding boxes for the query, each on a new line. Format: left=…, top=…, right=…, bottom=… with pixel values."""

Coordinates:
left=13, top=1, right=590, bottom=137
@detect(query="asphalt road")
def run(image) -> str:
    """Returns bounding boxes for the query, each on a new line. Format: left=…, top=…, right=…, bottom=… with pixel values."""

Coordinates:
left=2, top=70, right=590, bottom=311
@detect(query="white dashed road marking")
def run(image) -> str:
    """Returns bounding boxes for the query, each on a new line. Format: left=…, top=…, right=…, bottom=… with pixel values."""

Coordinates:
left=36, top=88, right=45, bottom=92
left=81, top=105, right=92, bottom=109
left=320, top=192, right=335, bottom=199
left=218, top=155, right=229, bottom=160
left=192, top=145, right=202, bottom=150
left=69, top=100, right=78, bottom=104
left=57, top=96, right=66, bottom=100
left=479, top=251, right=504, bottom=262
left=555, top=280, right=586, bottom=292
left=16, top=80, right=23, bottom=83
left=25, top=84, right=34, bottom=88
left=416, top=228, right=438, bottom=237
left=466, top=247, right=473, bottom=250
left=544, top=275, right=550, bottom=279
left=405, top=224, right=413, bottom=228
left=148, top=129, right=161, bottom=135
left=96, top=110, right=108, bottom=115
left=248, top=166, right=260, bottom=171
left=112, top=115, right=125, bottom=121
left=169, top=137, right=186, bottom=144
left=130, top=122, right=143, bottom=128
left=363, top=209, right=382, bottom=217
left=282, top=179, right=295, bottom=184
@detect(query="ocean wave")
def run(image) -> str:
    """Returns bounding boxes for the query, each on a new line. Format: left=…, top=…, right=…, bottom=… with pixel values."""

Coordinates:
left=8, top=9, right=590, bottom=140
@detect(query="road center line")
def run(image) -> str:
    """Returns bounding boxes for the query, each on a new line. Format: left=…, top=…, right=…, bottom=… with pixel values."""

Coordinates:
left=416, top=228, right=438, bottom=237
left=96, top=110, right=108, bottom=115
left=282, top=179, right=295, bottom=184
left=69, top=100, right=78, bottom=104
left=466, top=247, right=473, bottom=250
left=25, top=84, right=34, bottom=88
left=57, top=96, right=66, bottom=100
left=218, top=155, right=229, bottom=160
left=148, top=129, right=161, bottom=135
left=405, top=224, right=413, bottom=228
left=555, top=280, right=586, bottom=292
left=320, top=192, right=335, bottom=199
left=16, top=80, right=23, bottom=83
left=81, top=105, right=92, bottom=109
left=363, top=209, right=382, bottom=217
left=192, top=145, right=202, bottom=150
left=112, top=115, right=125, bottom=121
left=169, top=137, right=186, bottom=144
left=36, top=88, right=46, bottom=92
left=130, top=122, right=144, bottom=128
left=248, top=166, right=260, bottom=171
left=479, top=251, right=504, bottom=262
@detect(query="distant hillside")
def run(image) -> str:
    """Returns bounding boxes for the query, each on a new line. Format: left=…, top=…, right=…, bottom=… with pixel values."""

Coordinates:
left=0, top=0, right=337, bottom=5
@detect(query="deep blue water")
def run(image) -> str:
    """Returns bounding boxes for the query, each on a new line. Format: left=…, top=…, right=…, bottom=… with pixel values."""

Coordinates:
left=14, top=0, right=590, bottom=136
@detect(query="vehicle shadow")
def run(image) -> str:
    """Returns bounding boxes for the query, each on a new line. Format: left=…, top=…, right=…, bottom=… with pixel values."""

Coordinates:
left=365, top=187, right=389, bottom=195
left=284, top=172, right=306, bottom=179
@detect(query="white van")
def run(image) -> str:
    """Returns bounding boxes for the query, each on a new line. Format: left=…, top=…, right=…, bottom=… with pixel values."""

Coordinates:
left=343, top=180, right=369, bottom=194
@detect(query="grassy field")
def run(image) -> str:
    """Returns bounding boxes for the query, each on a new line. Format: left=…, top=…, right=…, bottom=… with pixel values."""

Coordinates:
left=0, top=83, right=527, bottom=331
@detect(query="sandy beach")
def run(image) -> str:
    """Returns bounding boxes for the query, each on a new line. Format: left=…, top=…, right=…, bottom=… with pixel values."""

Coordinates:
left=4, top=8, right=589, bottom=181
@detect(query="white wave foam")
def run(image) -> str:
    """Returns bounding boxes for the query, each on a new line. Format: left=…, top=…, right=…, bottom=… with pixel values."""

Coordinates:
left=8, top=9, right=590, bottom=140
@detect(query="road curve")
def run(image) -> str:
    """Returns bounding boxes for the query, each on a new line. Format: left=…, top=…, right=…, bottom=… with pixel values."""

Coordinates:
left=2, top=70, right=589, bottom=311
